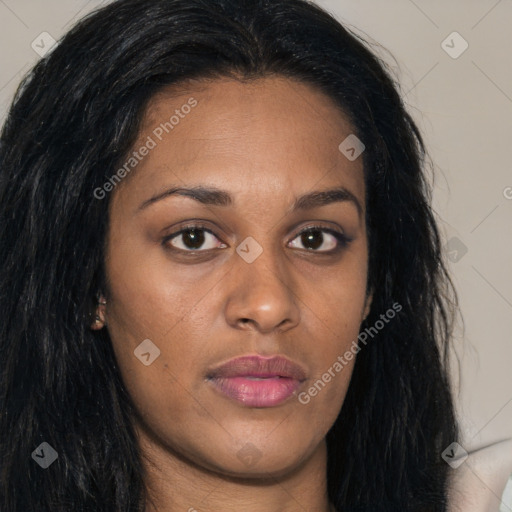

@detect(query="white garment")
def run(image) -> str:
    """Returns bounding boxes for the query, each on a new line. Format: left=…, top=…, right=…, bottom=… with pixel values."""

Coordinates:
left=448, top=438, right=512, bottom=512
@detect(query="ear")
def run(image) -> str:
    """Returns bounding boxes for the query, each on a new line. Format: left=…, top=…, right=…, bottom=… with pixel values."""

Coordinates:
left=362, top=288, right=373, bottom=321
left=90, top=293, right=108, bottom=330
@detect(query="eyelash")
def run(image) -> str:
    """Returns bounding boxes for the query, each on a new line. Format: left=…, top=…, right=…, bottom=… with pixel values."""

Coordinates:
left=162, top=221, right=352, bottom=256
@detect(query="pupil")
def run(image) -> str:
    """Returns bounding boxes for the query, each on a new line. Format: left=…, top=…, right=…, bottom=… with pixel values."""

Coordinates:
left=183, top=229, right=205, bottom=249
left=302, top=229, right=322, bottom=250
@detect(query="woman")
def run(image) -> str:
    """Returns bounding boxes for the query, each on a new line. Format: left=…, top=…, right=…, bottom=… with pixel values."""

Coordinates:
left=0, top=0, right=459, bottom=510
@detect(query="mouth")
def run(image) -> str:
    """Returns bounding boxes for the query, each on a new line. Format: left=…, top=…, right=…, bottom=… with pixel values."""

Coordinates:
left=206, top=355, right=307, bottom=408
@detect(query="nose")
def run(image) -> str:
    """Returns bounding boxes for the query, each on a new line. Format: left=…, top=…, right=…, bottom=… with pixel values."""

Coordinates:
left=224, top=245, right=301, bottom=334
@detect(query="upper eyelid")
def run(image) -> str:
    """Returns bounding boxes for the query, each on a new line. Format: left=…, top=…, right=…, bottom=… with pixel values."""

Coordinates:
left=164, top=224, right=221, bottom=241
left=164, top=226, right=218, bottom=242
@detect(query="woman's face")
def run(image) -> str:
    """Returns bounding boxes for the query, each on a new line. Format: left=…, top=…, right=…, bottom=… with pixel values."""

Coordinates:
left=101, top=76, right=371, bottom=477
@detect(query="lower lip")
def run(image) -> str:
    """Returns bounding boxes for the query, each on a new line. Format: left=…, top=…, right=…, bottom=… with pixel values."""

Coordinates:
left=207, top=376, right=302, bottom=407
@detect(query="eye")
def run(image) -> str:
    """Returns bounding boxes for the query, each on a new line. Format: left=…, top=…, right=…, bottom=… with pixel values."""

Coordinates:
left=164, top=224, right=227, bottom=252
left=288, top=226, right=350, bottom=253
left=162, top=223, right=351, bottom=255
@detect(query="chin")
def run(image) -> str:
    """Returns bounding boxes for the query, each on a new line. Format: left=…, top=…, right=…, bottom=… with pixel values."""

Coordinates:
left=195, top=434, right=318, bottom=481
left=212, top=452, right=310, bottom=481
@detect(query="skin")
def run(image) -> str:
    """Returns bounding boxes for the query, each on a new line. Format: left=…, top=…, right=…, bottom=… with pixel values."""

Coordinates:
left=92, top=76, right=372, bottom=512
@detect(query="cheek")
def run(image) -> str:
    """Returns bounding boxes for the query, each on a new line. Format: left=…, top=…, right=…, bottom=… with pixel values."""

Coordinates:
left=301, top=319, right=359, bottom=414
left=103, top=263, right=207, bottom=428
left=304, top=256, right=368, bottom=341
left=295, top=309, right=360, bottom=433
left=120, top=363, right=193, bottom=427
left=297, top=260, right=368, bottom=415
left=104, top=251, right=209, bottom=362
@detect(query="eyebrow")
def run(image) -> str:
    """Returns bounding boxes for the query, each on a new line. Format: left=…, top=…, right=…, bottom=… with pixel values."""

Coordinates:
left=138, top=185, right=363, bottom=217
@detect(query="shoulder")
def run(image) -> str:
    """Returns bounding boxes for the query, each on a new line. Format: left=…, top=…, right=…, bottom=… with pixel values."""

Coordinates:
left=448, top=438, right=512, bottom=512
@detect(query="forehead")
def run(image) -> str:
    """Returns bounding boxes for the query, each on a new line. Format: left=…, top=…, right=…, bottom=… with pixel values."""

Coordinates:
left=113, top=76, right=366, bottom=214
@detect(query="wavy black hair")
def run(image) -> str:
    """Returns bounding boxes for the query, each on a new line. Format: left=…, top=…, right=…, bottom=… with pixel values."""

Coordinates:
left=0, top=0, right=459, bottom=510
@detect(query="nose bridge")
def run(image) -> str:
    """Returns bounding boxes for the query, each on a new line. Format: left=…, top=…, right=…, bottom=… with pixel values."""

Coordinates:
left=243, top=239, right=283, bottom=283
left=224, top=233, right=300, bottom=332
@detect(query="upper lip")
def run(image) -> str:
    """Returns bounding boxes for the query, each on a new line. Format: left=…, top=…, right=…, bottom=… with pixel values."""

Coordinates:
left=207, top=355, right=307, bottom=381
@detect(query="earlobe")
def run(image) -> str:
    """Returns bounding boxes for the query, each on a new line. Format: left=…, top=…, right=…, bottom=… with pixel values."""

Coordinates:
left=90, top=294, right=108, bottom=330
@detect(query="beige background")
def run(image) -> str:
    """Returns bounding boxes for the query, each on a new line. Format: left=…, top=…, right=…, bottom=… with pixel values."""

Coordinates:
left=1, top=0, right=511, bottom=502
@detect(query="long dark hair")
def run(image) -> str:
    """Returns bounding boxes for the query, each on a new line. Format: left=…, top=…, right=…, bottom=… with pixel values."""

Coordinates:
left=0, top=0, right=459, bottom=510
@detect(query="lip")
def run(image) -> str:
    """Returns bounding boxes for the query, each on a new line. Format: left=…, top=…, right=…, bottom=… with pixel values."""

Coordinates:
left=206, top=355, right=307, bottom=408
